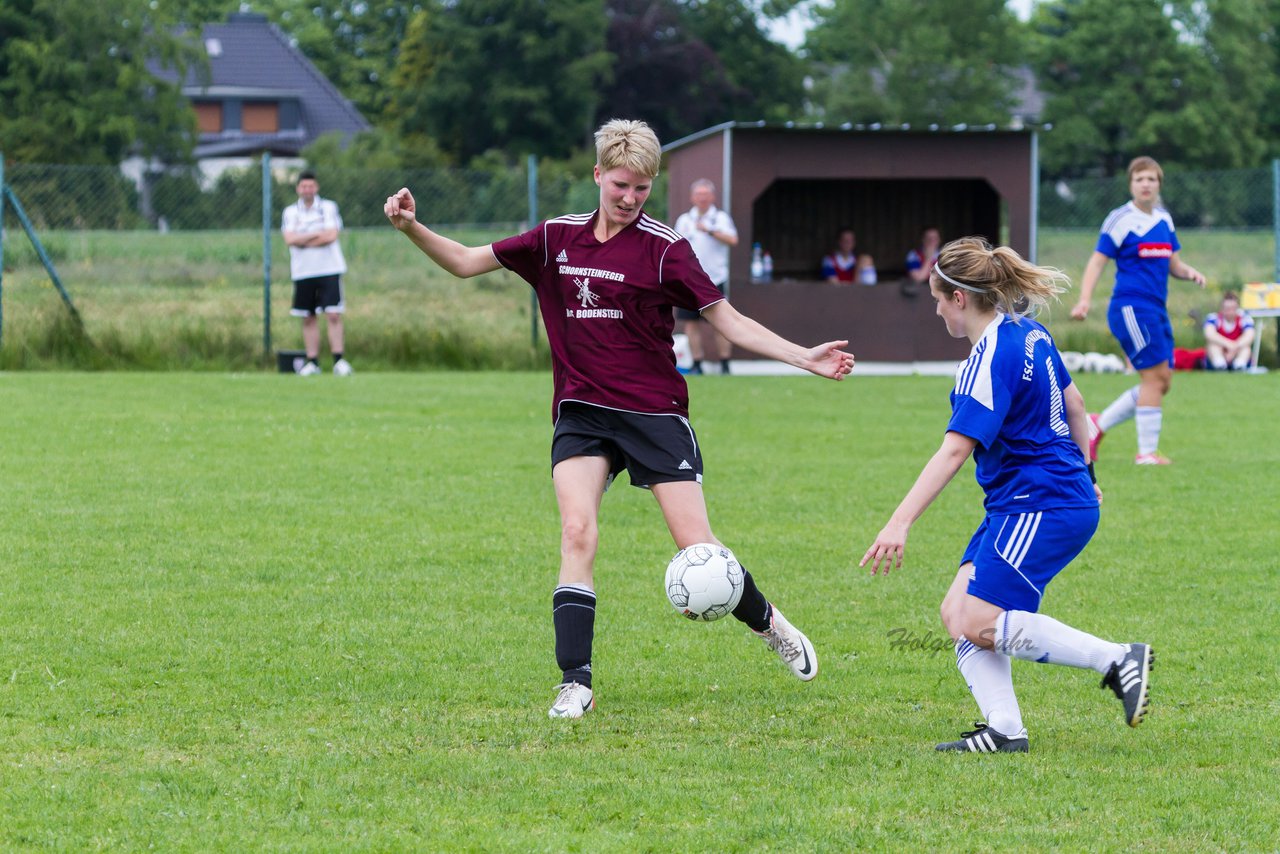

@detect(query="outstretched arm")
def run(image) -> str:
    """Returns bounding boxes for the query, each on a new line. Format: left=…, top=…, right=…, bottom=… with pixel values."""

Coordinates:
left=861, top=430, right=976, bottom=575
left=1071, top=252, right=1110, bottom=320
left=384, top=187, right=501, bottom=278
left=1170, top=252, right=1205, bottom=286
left=700, top=300, right=854, bottom=380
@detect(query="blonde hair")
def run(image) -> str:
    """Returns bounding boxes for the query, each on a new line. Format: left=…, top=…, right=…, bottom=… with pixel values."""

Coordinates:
left=932, top=237, right=1068, bottom=318
left=595, top=119, right=661, bottom=178
left=1127, top=155, right=1163, bottom=185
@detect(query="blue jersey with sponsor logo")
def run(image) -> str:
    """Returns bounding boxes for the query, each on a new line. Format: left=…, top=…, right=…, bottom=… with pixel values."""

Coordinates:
left=948, top=315, right=1098, bottom=514
left=1095, top=201, right=1181, bottom=308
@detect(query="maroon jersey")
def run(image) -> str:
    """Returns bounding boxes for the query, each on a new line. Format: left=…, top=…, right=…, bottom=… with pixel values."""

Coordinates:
left=492, top=210, right=725, bottom=420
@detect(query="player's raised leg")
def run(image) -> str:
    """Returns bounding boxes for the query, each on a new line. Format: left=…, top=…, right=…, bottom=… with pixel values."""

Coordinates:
left=547, top=455, right=611, bottom=718
left=651, top=480, right=817, bottom=681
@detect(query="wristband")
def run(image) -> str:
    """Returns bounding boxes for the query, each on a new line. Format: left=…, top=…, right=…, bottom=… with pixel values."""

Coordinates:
left=1087, top=462, right=1097, bottom=484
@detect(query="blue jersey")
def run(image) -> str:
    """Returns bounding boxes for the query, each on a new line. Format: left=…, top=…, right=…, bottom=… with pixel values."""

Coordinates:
left=948, top=315, right=1097, bottom=515
left=1095, top=201, right=1181, bottom=308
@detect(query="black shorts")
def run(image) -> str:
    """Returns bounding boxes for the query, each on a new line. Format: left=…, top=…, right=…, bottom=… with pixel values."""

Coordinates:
left=291, top=274, right=345, bottom=316
left=551, top=402, right=704, bottom=488
left=675, top=282, right=726, bottom=321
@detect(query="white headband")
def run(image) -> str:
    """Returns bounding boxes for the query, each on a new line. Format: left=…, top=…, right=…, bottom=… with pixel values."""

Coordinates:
left=934, top=264, right=986, bottom=294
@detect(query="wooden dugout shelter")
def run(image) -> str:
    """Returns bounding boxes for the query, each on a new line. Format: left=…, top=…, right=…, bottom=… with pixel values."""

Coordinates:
left=663, top=121, right=1039, bottom=362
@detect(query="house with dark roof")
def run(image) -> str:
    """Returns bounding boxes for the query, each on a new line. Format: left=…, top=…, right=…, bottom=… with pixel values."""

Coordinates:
left=137, top=10, right=368, bottom=181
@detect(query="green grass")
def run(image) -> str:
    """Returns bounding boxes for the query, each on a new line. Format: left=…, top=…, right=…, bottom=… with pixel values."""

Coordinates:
left=0, top=227, right=549, bottom=371
left=1, top=371, right=1277, bottom=849
left=2, top=227, right=1276, bottom=369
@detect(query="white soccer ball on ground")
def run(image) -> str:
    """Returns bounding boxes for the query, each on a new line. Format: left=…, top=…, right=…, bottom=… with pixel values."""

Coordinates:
left=664, top=543, right=744, bottom=622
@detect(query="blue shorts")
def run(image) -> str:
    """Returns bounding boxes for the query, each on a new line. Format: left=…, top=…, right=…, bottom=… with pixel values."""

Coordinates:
left=961, top=506, right=1100, bottom=612
left=1108, top=301, right=1173, bottom=370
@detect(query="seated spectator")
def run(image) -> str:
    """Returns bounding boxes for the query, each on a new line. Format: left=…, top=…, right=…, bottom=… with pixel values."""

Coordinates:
left=855, top=253, right=877, bottom=285
left=905, top=227, right=942, bottom=283
left=822, top=228, right=876, bottom=285
left=1203, top=291, right=1256, bottom=370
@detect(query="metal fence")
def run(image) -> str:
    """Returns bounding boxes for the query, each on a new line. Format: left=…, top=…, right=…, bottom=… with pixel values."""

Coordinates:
left=0, top=154, right=1275, bottom=365
left=1041, top=165, right=1278, bottom=232
left=0, top=157, right=613, bottom=233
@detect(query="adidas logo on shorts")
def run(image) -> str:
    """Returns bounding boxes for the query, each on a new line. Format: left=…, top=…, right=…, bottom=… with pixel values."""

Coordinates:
left=678, top=460, right=693, bottom=470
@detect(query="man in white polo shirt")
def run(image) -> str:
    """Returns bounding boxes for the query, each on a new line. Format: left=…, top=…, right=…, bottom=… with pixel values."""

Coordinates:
left=282, top=171, right=352, bottom=376
left=673, top=178, right=738, bottom=374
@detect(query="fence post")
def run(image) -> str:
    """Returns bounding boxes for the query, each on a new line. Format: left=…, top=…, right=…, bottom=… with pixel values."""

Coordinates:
left=1273, top=158, right=1279, bottom=283
left=263, top=153, right=273, bottom=363
left=0, top=152, right=5, bottom=351
left=527, top=153, right=539, bottom=349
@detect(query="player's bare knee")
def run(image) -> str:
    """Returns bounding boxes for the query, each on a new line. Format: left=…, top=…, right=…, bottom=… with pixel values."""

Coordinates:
left=939, top=600, right=963, bottom=638
left=560, top=517, right=598, bottom=556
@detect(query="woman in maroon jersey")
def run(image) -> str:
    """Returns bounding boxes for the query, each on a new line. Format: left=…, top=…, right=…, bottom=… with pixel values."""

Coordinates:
left=385, top=119, right=854, bottom=719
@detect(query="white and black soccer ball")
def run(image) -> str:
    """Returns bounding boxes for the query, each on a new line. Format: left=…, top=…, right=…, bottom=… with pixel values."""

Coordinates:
left=664, top=543, right=744, bottom=622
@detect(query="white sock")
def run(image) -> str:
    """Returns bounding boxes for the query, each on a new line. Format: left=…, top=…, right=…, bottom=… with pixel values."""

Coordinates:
left=1098, top=386, right=1139, bottom=432
left=1231, top=349, right=1252, bottom=370
left=1207, top=350, right=1228, bottom=370
left=956, top=637, right=1024, bottom=736
left=995, top=610, right=1126, bottom=674
left=1136, top=406, right=1162, bottom=455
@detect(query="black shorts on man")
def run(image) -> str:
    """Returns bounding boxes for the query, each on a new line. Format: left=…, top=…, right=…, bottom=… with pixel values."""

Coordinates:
left=674, top=281, right=726, bottom=322
left=291, top=274, right=345, bottom=316
left=551, top=402, right=703, bottom=488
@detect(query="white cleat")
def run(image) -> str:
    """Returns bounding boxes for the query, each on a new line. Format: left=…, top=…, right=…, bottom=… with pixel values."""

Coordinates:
left=297, top=361, right=321, bottom=376
left=548, top=682, right=595, bottom=719
left=754, top=606, right=818, bottom=681
left=333, top=358, right=354, bottom=377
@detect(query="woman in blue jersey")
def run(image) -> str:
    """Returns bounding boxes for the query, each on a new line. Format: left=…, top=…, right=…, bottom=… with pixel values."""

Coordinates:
left=862, top=238, right=1153, bottom=753
left=1070, top=156, right=1205, bottom=465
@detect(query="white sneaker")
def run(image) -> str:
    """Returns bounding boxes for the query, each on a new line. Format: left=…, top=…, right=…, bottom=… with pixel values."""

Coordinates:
left=548, top=682, right=594, bottom=719
left=297, top=361, right=321, bottom=377
left=333, top=358, right=353, bottom=377
left=754, top=606, right=818, bottom=681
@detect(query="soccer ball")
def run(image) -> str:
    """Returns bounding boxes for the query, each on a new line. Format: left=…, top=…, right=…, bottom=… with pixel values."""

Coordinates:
left=664, top=543, right=744, bottom=622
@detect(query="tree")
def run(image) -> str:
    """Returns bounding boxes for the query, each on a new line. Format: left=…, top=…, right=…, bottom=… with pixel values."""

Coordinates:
left=598, top=0, right=742, bottom=142
left=592, top=0, right=805, bottom=144
left=0, top=0, right=198, bottom=164
left=387, top=0, right=611, bottom=163
left=804, top=0, right=1024, bottom=127
left=1031, top=0, right=1278, bottom=176
left=683, top=0, right=805, bottom=125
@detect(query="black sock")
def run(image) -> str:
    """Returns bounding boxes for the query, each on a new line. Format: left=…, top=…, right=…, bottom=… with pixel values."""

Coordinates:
left=732, top=568, right=772, bottom=632
left=553, top=585, right=595, bottom=688
left=307, top=357, right=320, bottom=367
left=332, top=352, right=344, bottom=366
left=691, top=359, right=703, bottom=372
left=720, top=359, right=732, bottom=374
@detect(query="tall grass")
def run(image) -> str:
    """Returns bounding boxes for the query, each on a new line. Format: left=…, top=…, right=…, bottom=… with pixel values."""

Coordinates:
left=1, top=227, right=1275, bottom=369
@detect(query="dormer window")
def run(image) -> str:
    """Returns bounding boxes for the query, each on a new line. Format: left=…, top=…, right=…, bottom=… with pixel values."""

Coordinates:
left=194, top=101, right=223, bottom=133
left=242, top=102, right=279, bottom=133
left=205, top=38, right=222, bottom=57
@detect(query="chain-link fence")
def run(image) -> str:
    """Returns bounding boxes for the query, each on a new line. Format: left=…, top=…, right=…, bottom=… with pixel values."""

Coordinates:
left=1041, top=166, right=1276, bottom=230
left=0, top=154, right=1274, bottom=369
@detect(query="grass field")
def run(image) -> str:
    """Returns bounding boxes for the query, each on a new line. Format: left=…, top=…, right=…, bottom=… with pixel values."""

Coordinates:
left=2, top=371, right=1277, bottom=849
left=1, top=227, right=1275, bottom=369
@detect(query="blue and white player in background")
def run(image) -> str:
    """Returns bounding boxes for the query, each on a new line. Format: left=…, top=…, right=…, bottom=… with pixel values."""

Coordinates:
left=1070, top=156, right=1205, bottom=465
left=861, top=237, right=1153, bottom=753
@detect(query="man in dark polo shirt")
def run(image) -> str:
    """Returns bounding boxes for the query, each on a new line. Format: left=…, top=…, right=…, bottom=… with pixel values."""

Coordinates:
left=384, top=119, right=855, bottom=719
